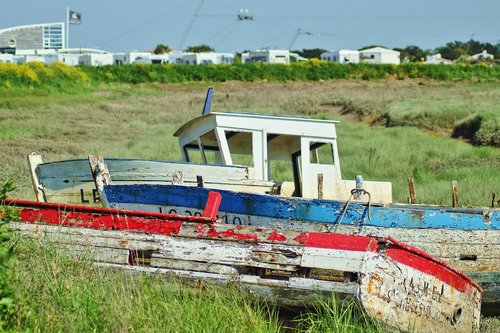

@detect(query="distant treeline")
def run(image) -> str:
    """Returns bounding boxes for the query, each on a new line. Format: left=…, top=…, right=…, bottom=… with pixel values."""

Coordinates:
left=1, top=61, right=499, bottom=89
left=291, top=39, right=500, bottom=62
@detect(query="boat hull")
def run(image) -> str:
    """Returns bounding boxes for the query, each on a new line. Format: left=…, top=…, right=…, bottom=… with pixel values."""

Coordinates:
left=102, top=183, right=500, bottom=313
left=4, top=198, right=482, bottom=333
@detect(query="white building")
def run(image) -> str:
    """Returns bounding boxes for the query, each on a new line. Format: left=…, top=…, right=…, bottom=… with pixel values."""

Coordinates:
left=112, top=53, right=126, bottom=65
left=166, top=51, right=186, bottom=64
left=150, top=53, right=170, bottom=64
left=182, top=52, right=218, bottom=65
left=242, top=49, right=290, bottom=64
left=216, top=53, right=235, bottom=64
left=26, top=54, right=58, bottom=64
left=180, top=52, right=234, bottom=65
left=58, top=54, right=83, bottom=66
left=321, top=49, right=360, bottom=64
left=472, top=50, right=494, bottom=61
left=124, top=52, right=153, bottom=64
left=424, top=53, right=453, bottom=65
left=79, top=53, right=114, bottom=66
left=0, top=53, right=13, bottom=63
left=359, top=47, right=400, bottom=64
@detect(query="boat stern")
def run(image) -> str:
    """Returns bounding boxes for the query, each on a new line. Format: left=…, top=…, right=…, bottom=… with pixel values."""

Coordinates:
left=359, top=238, right=482, bottom=333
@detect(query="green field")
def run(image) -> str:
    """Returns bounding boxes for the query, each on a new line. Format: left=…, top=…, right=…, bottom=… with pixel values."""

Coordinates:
left=1, top=79, right=498, bottom=206
left=0, top=72, right=499, bottom=332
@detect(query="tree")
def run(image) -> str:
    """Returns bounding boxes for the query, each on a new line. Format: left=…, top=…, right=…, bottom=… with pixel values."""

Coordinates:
left=394, top=45, right=428, bottom=62
left=185, top=44, right=215, bottom=53
left=435, top=41, right=469, bottom=60
left=153, top=44, right=171, bottom=54
left=292, top=48, right=327, bottom=59
left=358, top=45, right=388, bottom=50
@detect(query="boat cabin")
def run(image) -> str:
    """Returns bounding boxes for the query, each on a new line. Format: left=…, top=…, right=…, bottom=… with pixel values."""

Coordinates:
left=174, top=112, right=392, bottom=203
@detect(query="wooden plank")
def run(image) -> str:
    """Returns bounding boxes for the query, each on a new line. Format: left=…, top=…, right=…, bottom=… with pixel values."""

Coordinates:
left=452, top=180, right=459, bottom=207
left=13, top=222, right=303, bottom=270
left=27, top=153, right=45, bottom=202
left=301, top=247, right=365, bottom=271
left=156, top=237, right=301, bottom=271
left=55, top=243, right=129, bottom=264
left=89, top=155, right=112, bottom=206
left=408, top=177, right=416, bottom=204
left=98, top=262, right=359, bottom=307
left=150, top=256, right=239, bottom=275
left=317, top=173, right=323, bottom=199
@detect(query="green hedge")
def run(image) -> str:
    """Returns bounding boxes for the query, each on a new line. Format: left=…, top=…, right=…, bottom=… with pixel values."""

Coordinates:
left=82, top=61, right=500, bottom=84
left=1, top=61, right=499, bottom=88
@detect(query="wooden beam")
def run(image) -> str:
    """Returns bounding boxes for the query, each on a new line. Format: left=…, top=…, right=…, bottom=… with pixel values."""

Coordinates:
left=27, top=153, right=45, bottom=202
left=408, top=177, right=417, bottom=204
left=452, top=180, right=459, bottom=208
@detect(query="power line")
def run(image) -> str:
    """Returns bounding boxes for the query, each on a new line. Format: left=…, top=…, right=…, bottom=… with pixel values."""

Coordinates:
left=98, top=1, right=196, bottom=48
left=214, top=21, right=239, bottom=48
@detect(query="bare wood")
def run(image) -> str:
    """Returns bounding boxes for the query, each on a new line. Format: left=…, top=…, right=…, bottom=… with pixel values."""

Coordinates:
left=54, top=243, right=129, bottom=264
left=172, top=171, right=183, bottom=185
left=89, top=155, right=112, bottom=188
left=317, top=173, right=323, bottom=199
left=150, top=256, right=239, bottom=275
left=452, top=180, right=459, bottom=207
left=27, top=153, right=45, bottom=202
left=408, top=177, right=417, bottom=204
left=89, top=155, right=112, bottom=206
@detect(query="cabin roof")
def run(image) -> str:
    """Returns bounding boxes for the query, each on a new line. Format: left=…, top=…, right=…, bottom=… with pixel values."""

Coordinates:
left=174, top=112, right=339, bottom=139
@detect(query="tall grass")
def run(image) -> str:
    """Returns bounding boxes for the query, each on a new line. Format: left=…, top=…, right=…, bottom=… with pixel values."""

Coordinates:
left=0, top=81, right=498, bottom=206
left=8, top=237, right=391, bottom=332
left=9, top=238, right=282, bottom=332
left=294, top=297, right=384, bottom=333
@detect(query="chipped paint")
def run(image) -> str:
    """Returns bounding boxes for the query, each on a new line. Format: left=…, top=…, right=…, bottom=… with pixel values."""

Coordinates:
left=4, top=198, right=482, bottom=333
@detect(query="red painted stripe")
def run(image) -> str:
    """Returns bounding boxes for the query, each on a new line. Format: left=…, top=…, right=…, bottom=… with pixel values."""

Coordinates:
left=267, top=230, right=287, bottom=242
left=4, top=198, right=480, bottom=294
left=293, top=232, right=378, bottom=252
left=2, top=198, right=216, bottom=223
left=18, top=208, right=183, bottom=236
left=387, top=237, right=482, bottom=292
left=207, top=227, right=258, bottom=240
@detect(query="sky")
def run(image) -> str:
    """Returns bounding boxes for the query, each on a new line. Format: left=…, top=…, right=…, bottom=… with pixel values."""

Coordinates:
left=2, top=0, right=499, bottom=53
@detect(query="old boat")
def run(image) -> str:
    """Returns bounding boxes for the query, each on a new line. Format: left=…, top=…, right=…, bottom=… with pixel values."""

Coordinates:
left=27, top=89, right=274, bottom=206
left=2, top=196, right=482, bottom=333
left=90, top=111, right=499, bottom=314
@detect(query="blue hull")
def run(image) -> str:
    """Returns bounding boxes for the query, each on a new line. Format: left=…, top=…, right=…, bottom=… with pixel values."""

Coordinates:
left=104, top=184, right=498, bottom=231
left=103, top=183, right=500, bottom=312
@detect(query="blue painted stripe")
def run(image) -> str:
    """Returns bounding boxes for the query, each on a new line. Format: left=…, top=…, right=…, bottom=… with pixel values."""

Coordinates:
left=104, top=184, right=499, bottom=231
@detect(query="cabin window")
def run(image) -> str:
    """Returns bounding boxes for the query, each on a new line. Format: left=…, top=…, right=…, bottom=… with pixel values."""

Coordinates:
left=269, top=160, right=294, bottom=181
left=184, top=148, right=204, bottom=164
left=225, top=131, right=254, bottom=167
left=183, top=129, right=221, bottom=164
left=309, top=142, right=335, bottom=165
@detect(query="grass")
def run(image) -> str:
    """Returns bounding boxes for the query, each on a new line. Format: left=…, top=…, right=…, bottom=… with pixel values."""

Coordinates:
left=1, top=80, right=498, bottom=206
left=8, top=238, right=282, bottom=332
left=293, top=298, right=384, bottom=333
left=6, top=237, right=498, bottom=332
left=1, top=79, right=499, bottom=331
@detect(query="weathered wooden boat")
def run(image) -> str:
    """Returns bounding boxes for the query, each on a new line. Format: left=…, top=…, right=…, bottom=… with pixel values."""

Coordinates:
left=1, top=197, right=483, bottom=333
left=27, top=91, right=499, bottom=313
left=89, top=110, right=500, bottom=314
left=27, top=89, right=274, bottom=206
left=28, top=154, right=273, bottom=205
